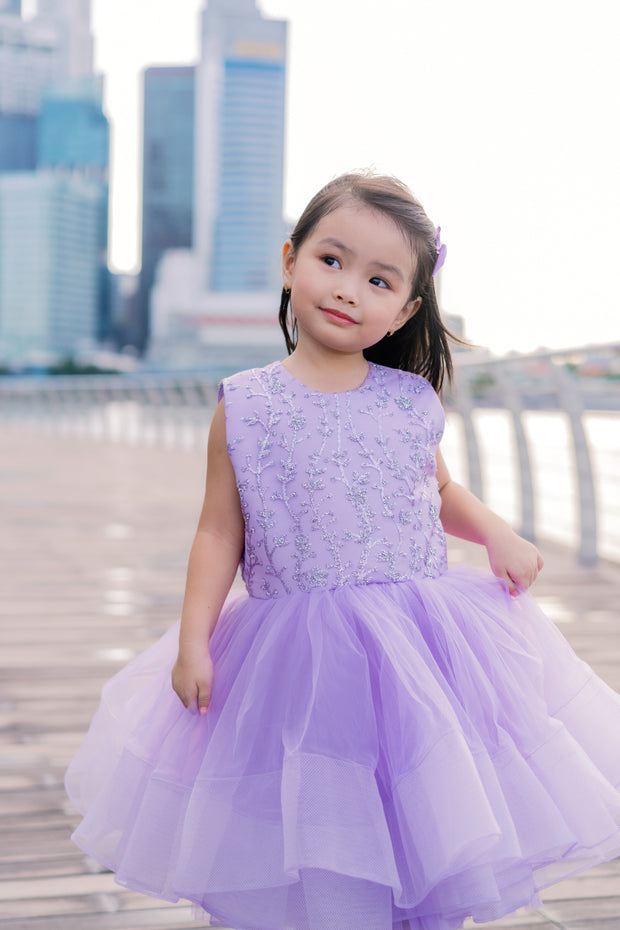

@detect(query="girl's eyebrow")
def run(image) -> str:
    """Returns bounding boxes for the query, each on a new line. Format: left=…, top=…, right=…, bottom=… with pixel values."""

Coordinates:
left=317, top=236, right=353, bottom=255
left=316, top=237, right=405, bottom=282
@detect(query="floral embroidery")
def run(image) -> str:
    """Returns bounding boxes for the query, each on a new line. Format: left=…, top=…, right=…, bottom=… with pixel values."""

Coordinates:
left=220, top=363, right=447, bottom=598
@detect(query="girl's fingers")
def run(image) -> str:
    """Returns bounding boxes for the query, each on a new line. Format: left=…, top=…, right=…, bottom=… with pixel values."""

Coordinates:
left=197, top=680, right=212, bottom=715
left=510, top=551, right=544, bottom=592
left=505, top=572, right=519, bottom=596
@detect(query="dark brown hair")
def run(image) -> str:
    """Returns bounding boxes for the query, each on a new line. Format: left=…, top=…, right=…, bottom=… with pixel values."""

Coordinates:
left=278, top=172, right=458, bottom=392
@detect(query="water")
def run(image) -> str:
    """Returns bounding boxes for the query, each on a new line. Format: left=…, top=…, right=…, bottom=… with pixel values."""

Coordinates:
left=442, top=409, right=620, bottom=563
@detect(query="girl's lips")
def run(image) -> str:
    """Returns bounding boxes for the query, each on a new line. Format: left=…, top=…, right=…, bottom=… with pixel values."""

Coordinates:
left=320, top=307, right=357, bottom=325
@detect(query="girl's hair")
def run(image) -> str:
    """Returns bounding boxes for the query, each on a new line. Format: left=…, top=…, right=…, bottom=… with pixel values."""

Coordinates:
left=278, top=172, right=459, bottom=392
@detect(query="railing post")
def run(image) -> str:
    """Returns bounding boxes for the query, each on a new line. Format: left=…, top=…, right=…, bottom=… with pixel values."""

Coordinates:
left=493, top=364, right=536, bottom=542
left=453, top=370, right=484, bottom=501
left=552, top=364, right=598, bottom=566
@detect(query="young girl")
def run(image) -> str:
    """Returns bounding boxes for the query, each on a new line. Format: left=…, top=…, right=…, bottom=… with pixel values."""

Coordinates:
left=66, top=173, right=620, bottom=930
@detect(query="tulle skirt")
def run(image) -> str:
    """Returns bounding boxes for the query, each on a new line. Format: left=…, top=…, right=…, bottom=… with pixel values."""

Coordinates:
left=65, top=566, right=620, bottom=930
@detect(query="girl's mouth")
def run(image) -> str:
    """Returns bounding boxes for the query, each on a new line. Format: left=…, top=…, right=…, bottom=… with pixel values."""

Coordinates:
left=320, top=307, right=357, bottom=325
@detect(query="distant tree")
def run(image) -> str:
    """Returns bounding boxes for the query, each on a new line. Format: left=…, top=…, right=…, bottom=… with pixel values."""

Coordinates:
left=49, top=357, right=118, bottom=376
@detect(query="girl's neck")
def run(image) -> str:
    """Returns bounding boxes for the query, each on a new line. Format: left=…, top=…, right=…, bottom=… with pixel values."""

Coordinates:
left=281, top=346, right=369, bottom=394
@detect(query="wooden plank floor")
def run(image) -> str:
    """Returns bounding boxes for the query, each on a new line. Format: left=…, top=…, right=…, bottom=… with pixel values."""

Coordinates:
left=1, top=431, right=619, bottom=929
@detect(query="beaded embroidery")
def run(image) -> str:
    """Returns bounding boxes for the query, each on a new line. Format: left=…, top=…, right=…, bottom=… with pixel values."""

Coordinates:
left=221, top=362, right=447, bottom=598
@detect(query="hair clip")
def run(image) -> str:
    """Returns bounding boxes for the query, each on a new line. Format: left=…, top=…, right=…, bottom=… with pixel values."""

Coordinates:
left=432, top=227, right=447, bottom=277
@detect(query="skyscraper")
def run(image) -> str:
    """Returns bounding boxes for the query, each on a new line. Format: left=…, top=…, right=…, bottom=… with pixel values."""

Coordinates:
left=0, top=1, right=21, bottom=15
left=38, top=75, right=108, bottom=173
left=195, top=0, right=287, bottom=293
left=0, top=173, right=100, bottom=361
left=0, top=15, right=61, bottom=117
left=134, top=66, right=195, bottom=352
left=0, top=0, right=109, bottom=362
left=0, top=2, right=91, bottom=172
left=0, top=113, right=37, bottom=172
left=148, top=0, right=287, bottom=367
left=36, top=0, right=93, bottom=80
left=38, top=75, right=110, bottom=338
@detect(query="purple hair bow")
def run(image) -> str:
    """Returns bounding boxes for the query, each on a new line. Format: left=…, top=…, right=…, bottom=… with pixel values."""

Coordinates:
left=432, top=227, right=447, bottom=277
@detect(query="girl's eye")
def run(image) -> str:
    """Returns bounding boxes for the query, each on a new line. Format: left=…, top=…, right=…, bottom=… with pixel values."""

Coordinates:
left=370, top=276, right=390, bottom=289
left=322, top=255, right=341, bottom=268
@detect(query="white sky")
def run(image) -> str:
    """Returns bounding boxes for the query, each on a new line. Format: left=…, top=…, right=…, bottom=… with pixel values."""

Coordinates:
left=85, top=0, right=619, bottom=355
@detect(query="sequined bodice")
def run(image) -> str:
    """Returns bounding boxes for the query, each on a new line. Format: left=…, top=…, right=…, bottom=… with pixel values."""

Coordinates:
left=219, top=362, right=447, bottom=599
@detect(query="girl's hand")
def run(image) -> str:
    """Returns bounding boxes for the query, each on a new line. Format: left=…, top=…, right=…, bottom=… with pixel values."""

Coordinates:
left=485, top=527, right=544, bottom=596
left=171, top=648, right=214, bottom=715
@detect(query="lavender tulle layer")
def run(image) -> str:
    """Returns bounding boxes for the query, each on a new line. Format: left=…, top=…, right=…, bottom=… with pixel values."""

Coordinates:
left=65, top=565, right=620, bottom=930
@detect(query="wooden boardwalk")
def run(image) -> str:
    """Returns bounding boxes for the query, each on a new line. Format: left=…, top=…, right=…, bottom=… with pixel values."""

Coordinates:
left=1, top=431, right=619, bottom=929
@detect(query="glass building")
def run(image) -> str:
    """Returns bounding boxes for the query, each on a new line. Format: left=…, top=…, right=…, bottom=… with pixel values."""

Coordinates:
left=0, top=16, right=60, bottom=115
left=0, top=0, right=108, bottom=362
left=210, top=56, right=286, bottom=291
left=0, top=2, right=94, bottom=173
left=0, top=113, right=37, bottom=171
left=36, top=0, right=93, bottom=80
left=0, top=15, right=55, bottom=171
left=195, top=0, right=287, bottom=296
left=134, top=65, right=195, bottom=352
left=38, top=76, right=108, bottom=173
left=0, top=173, right=100, bottom=361
left=143, top=0, right=287, bottom=362
left=0, top=1, right=21, bottom=15
left=37, top=76, right=110, bottom=339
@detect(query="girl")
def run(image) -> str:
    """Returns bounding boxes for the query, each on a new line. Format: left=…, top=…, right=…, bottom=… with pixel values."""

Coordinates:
left=66, top=173, right=620, bottom=930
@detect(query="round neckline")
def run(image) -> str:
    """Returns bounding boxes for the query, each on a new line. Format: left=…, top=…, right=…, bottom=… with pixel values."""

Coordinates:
left=275, top=360, right=375, bottom=395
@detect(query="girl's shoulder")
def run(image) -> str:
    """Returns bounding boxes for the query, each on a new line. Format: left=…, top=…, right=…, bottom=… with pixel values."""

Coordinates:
left=217, top=362, right=281, bottom=403
left=372, top=363, right=441, bottom=401
left=372, top=364, right=445, bottom=435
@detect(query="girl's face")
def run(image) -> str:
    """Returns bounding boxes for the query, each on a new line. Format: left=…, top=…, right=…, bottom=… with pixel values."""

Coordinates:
left=282, top=202, right=421, bottom=357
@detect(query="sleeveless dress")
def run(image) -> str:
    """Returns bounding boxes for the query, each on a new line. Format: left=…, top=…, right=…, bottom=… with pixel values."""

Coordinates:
left=65, top=361, right=620, bottom=930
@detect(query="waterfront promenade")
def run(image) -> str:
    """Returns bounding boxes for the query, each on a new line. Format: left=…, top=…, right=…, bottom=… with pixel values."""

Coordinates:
left=1, top=431, right=619, bottom=929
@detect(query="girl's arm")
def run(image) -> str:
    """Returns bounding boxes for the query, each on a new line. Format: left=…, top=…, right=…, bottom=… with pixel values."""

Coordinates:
left=172, top=399, right=245, bottom=714
left=436, top=449, right=543, bottom=595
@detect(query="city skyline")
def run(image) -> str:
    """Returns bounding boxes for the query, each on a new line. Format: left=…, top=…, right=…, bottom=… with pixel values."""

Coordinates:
left=86, top=0, right=619, bottom=357
left=0, top=0, right=109, bottom=361
left=16, top=0, right=620, bottom=356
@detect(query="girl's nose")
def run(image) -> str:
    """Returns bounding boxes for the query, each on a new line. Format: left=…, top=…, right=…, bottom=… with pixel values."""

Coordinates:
left=334, top=280, right=359, bottom=305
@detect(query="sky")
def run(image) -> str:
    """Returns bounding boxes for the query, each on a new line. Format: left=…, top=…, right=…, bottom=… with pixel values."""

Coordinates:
left=81, top=0, right=619, bottom=355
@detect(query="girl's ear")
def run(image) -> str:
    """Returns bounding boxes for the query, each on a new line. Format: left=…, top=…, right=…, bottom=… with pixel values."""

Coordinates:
left=282, top=240, right=295, bottom=289
left=392, top=296, right=422, bottom=331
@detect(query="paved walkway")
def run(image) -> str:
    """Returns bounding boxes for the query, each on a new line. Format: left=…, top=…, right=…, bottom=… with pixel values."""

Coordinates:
left=1, top=432, right=619, bottom=930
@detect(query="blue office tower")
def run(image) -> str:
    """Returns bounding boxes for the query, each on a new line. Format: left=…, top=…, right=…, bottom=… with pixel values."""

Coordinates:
left=37, top=76, right=110, bottom=339
left=0, top=173, right=100, bottom=362
left=38, top=78, right=108, bottom=173
left=196, top=0, right=287, bottom=295
left=144, top=0, right=288, bottom=365
left=0, top=113, right=37, bottom=171
left=210, top=57, right=286, bottom=291
left=0, top=9, right=55, bottom=171
left=134, top=65, right=195, bottom=351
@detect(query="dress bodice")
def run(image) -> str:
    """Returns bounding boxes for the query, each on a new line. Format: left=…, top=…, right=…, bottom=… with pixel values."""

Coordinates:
left=219, top=361, right=447, bottom=598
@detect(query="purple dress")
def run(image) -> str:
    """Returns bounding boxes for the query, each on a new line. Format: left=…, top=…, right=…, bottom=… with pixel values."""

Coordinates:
left=65, top=361, right=620, bottom=930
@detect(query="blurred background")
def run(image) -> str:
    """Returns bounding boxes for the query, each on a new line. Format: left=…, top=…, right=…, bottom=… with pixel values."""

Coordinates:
left=1, top=0, right=619, bottom=370
left=0, top=0, right=619, bottom=564
left=1, top=3, right=619, bottom=924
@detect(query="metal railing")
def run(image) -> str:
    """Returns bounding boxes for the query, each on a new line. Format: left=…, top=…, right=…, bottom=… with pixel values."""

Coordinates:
left=447, top=346, right=619, bottom=565
left=2, top=346, right=619, bottom=565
